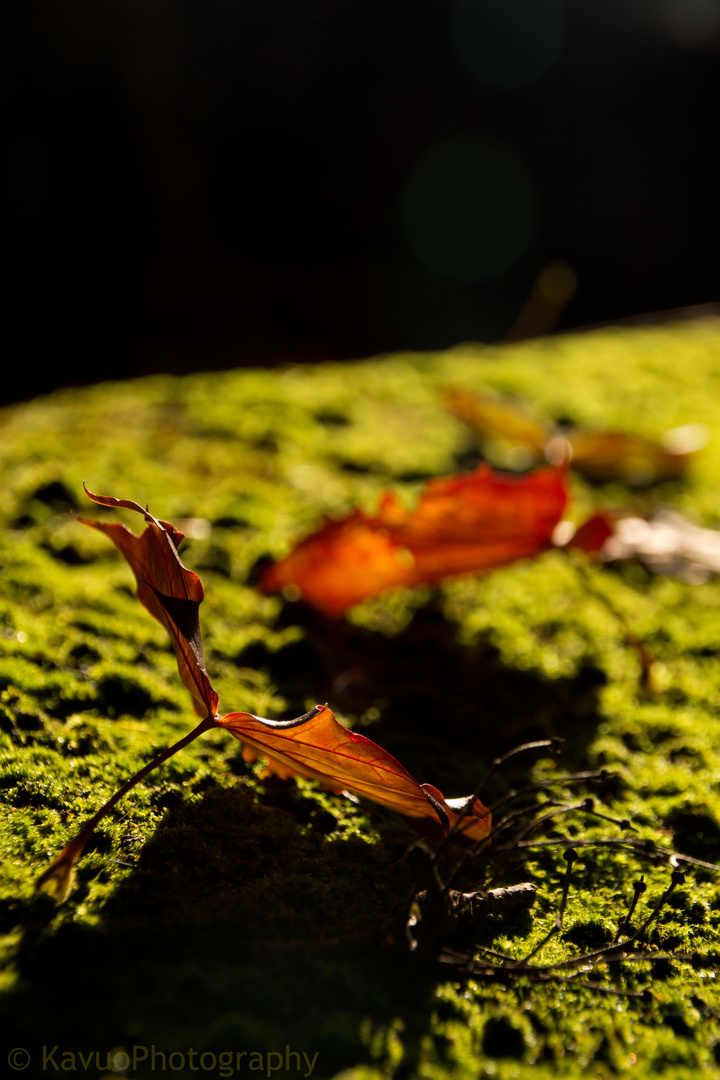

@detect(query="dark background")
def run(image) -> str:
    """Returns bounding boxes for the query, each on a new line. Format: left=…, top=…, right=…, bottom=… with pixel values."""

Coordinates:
left=3, top=0, right=720, bottom=404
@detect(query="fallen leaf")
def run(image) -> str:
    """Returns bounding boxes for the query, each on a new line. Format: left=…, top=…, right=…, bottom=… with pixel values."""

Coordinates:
left=563, top=429, right=701, bottom=485
left=260, top=464, right=569, bottom=616
left=444, top=387, right=547, bottom=456
left=446, top=387, right=704, bottom=484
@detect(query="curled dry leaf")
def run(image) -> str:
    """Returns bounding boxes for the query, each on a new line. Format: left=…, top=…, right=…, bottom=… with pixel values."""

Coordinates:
left=76, top=485, right=219, bottom=718
left=261, top=464, right=569, bottom=616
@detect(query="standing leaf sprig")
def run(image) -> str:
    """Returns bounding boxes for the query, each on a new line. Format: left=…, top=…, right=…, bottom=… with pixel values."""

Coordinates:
left=37, top=488, right=491, bottom=901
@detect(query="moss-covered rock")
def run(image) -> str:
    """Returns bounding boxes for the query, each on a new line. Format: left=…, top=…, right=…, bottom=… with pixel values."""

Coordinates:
left=2, top=319, right=720, bottom=1078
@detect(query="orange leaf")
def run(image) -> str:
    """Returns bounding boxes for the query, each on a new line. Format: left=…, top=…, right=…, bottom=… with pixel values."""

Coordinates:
left=218, top=704, right=491, bottom=842
left=260, top=465, right=569, bottom=616
left=76, top=486, right=219, bottom=718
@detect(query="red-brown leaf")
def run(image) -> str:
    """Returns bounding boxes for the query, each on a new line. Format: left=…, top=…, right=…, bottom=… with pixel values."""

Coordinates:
left=76, top=486, right=219, bottom=717
left=446, top=386, right=703, bottom=484
left=218, top=704, right=492, bottom=842
left=260, top=465, right=569, bottom=616
left=565, top=429, right=698, bottom=484
left=564, top=511, right=616, bottom=555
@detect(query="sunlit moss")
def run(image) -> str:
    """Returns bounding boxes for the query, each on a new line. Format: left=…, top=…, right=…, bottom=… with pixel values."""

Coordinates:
left=2, top=319, right=720, bottom=1076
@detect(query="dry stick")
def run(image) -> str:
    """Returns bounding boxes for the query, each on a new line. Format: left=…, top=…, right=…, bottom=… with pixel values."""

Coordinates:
left=469, top=739, right=562, bottom=802
left=487, top=770, right=609, bottom=817
left=407, top=799, right=546, bottom=933
left=407, top=795, right=563, bottom=937
left=482, top=802, right=589, bottom=891
left=439, top=770, right=614, bottom=901
left=36, top=713, right=217, bottom=900
left=439, top=795, right=574, bottom=896
left=390, top=782, right=589, bottom=942
left=505, top=837, right=720, bottom=875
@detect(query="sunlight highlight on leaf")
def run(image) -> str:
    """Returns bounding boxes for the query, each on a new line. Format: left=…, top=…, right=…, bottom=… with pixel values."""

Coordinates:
left=219, top=704, right=491, bottom=841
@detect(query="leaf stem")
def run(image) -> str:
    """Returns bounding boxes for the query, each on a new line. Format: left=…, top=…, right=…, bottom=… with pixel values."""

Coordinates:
left=37, top=713, right=217, bottom=900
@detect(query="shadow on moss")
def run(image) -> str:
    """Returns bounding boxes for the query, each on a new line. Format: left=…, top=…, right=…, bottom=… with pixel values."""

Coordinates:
left=3, top=789, right=451, bottom=1079
left=2, top=599, right=608, bottom=1079
left=243, top=600, right=607, bottom=800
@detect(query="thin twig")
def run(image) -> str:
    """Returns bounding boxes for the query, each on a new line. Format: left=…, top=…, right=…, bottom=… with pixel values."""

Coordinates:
left=471, top=739, right=562, bottom=801
left=613, top=877, right=647, bottom=944
left=511, top=848, right=577, bottom=966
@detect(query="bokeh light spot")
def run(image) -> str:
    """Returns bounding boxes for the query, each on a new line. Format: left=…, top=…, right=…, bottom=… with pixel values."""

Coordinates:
left=452, top=0, right=565, bottom=91
left=536, top=260, right=577, bottom=305
left=400, top=138, right=536, bottom=284
left=661, top=0, right=720, bottom=50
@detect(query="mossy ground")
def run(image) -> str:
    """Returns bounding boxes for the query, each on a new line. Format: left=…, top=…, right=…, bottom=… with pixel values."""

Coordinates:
left=2, top=320, right=720, bottom=1079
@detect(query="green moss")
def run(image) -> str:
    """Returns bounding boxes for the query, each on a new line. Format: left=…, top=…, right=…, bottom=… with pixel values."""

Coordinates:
left=2, top=319, right=720, bottom=1077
